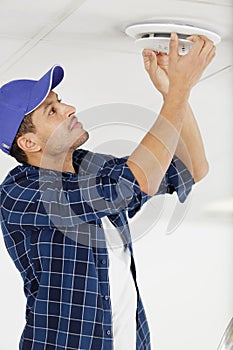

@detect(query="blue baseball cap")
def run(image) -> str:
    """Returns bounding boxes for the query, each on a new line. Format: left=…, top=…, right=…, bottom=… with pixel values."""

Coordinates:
left=0, top=65, right=64, bottom=154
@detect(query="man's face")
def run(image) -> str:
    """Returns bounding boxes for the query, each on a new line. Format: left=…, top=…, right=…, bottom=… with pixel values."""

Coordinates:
left=31, top=91, right=89, bottom=156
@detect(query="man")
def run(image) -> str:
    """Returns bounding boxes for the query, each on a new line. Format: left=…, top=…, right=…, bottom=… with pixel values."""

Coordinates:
left=0, top=33, right=214, bottom=350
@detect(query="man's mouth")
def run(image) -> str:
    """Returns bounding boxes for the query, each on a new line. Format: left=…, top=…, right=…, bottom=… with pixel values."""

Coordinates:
left=70, top=116, right=82, bottom=130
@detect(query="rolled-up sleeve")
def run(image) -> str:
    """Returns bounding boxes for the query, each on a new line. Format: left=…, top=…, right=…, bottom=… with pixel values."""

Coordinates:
left=79, top=156, right=150, bottom=218
left=156, top=155, right=195, bottom=203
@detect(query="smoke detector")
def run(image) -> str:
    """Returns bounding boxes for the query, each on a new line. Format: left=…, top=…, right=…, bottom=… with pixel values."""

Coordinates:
left=125, top=22, right=221, bottom=55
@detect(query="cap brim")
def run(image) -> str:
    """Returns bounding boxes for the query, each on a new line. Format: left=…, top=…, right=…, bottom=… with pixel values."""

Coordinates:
left=26, top=65, right=64, bottom=114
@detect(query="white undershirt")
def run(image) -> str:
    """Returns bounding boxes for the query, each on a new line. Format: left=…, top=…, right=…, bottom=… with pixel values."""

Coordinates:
left=101, top=216, right=137, bottom=350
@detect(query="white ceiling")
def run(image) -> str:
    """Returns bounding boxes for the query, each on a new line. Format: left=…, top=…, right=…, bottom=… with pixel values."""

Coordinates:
left=0, top=0, right=232, bottom=76
left=0, top=0, right=232, bottom=221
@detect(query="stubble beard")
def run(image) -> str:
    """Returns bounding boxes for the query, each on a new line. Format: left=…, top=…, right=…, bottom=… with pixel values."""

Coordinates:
left=71, top=130, right=89, bottom=151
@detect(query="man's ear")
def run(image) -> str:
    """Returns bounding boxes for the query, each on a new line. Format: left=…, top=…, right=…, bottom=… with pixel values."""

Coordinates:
left=17, top=133, right=41, bottom=153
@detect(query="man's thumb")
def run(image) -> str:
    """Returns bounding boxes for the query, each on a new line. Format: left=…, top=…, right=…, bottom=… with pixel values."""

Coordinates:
left=169, top=32, right=178, bottom=61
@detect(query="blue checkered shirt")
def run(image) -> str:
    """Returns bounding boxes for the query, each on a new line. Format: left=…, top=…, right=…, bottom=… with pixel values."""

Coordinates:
left=0, top=149, right=194, bottom=350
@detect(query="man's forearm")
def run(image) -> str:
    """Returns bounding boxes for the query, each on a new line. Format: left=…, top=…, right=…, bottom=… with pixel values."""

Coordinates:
left=127, top=90, right=189, bottom=195
left=126, top=97, right=208, bottom=195
left=174, top=103, right=209, bottom=182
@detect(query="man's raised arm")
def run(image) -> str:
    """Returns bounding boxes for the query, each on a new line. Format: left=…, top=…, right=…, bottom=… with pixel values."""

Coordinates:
left=126, top=33, right=216, bottom=196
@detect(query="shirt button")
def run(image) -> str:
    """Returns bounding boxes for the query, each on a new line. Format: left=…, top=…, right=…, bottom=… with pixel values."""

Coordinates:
left=106, top=330, right=111, bottom=336
left=104, top=295, right=109, bottom=301
left=101, top=259, right=106, bottom=265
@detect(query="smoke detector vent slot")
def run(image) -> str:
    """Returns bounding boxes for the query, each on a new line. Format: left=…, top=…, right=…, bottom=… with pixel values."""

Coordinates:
left=125, top=22, right=221, bottom=55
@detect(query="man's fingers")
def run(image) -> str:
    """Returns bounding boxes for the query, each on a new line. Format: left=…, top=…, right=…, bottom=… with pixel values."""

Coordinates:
left=186, top=35, right=206, bottom=57
left=198, top=35, right=214, bottom=46
left=186, top=35, right=216, bottom=66
left=142, top=49, right=158, bottom=73
left=169, top=32, right=179, bottom=62
left=142, top=49, right=157, bottom=62
left=198, top=35, right=215, bottom=58
left=201, top=42, right=216, bottom=62
left=142, top=49, right=154, bottom=57
left=205, top=46, right=216, bottom=65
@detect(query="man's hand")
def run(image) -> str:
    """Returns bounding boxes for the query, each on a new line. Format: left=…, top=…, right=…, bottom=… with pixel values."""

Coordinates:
left=168, top=33, right=216, bottom=94
left=142, top=50, right=169, bottom=98
left=142, top=33, right=216, bottom=98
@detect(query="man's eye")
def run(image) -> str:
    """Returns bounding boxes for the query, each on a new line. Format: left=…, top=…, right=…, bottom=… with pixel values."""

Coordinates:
left=49, top=108, right=56, bottom=115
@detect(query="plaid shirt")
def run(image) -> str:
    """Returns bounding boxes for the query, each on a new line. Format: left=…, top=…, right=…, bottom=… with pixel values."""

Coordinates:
left=0, top=149, right=194, bottom=350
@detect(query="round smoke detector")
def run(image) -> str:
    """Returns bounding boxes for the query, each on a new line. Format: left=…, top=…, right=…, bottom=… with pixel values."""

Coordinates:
left=125, top=22, right=221, bottom=55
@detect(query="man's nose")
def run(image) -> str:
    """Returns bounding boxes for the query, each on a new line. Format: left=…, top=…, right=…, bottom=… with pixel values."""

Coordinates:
left=62, top=104, right=76, bottom=119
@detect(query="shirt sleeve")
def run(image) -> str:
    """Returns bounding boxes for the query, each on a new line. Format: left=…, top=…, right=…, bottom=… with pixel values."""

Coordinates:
left=78, top=154, right=194, bottom=219
left=0, top=156, right=148, bottom=229
left=77, top=156, right=149, bottom=219
left=127, top=155, right=195, bottom=218
left=0, top=154, right=194, bottom=229
left=156, top=155, right=195, bottom=202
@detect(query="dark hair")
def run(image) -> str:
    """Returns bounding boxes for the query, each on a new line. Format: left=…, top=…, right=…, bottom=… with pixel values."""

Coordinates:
left=10, top=113, right=36, bottom=164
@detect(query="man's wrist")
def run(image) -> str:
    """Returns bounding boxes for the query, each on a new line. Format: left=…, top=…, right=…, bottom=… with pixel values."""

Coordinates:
left=149, top=76, right=168, bottom=98
left=166, top=85, right=190, bottom=103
